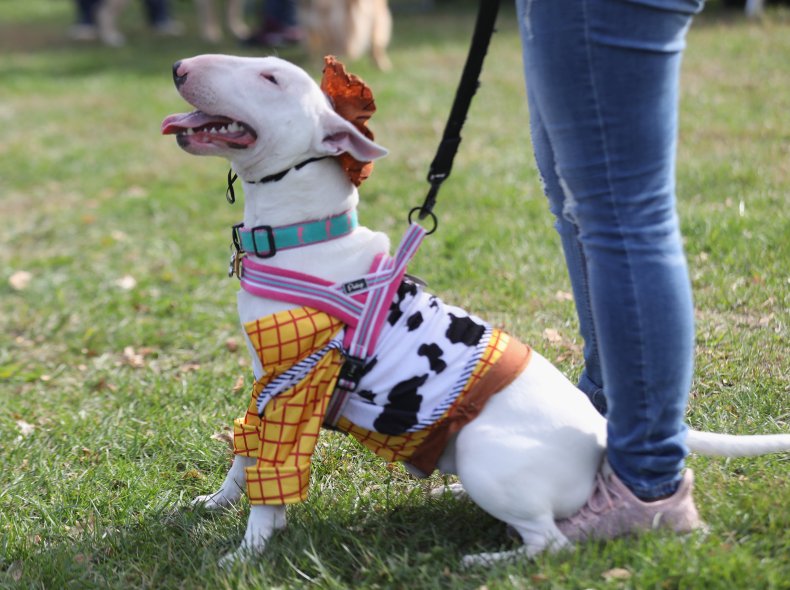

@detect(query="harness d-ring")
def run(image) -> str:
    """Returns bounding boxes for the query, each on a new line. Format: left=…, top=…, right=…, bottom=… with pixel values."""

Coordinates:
left=408, top=207, right=438, bottom=235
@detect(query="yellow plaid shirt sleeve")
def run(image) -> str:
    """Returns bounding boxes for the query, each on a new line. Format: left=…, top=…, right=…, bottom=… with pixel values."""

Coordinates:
left=234, top=307, right=344, bottom=505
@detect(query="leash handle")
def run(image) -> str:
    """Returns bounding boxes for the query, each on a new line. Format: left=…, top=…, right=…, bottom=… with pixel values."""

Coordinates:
left=417, top=0, right=501, bottom=220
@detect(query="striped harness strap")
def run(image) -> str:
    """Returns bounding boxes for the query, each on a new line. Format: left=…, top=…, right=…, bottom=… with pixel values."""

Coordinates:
left=237, top=222, right=429, bottom=426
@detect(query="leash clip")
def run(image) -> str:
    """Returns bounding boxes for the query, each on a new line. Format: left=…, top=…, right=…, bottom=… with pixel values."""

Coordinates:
left=228, top=223, right=245, bottom=279
left=228, top=245, right=245, bottom=279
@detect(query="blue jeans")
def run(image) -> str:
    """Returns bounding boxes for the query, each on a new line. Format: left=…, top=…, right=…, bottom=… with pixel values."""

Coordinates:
left=516, top=0, right=703, bottom=499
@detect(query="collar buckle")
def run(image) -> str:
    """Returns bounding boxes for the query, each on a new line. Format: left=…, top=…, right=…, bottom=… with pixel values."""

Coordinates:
left=249, top=225, right=277, bottom=258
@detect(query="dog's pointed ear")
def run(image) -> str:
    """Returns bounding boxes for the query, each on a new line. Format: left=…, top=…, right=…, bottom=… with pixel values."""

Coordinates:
left=317, top=110, right=388, bottom=161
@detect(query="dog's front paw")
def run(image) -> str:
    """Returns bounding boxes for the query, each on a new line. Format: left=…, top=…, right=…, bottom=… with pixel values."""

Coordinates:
left=218, top=504, right=286, bottom=568
left=192, top=490, right=241, bottom=511
left=218, top=545, right=260, bottom=569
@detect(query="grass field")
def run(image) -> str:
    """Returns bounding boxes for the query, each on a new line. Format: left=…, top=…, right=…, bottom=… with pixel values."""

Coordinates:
left=1, top=1, right=788, bottom=588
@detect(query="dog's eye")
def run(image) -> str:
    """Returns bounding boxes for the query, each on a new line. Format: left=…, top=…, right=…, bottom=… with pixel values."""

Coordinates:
left=261, top=73, right=279, bottom=86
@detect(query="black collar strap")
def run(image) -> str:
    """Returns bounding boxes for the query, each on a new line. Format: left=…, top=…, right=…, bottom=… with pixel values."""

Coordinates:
left=226, top=156, right=329, bottom=204
left=252, top=156, right=329, bottom=184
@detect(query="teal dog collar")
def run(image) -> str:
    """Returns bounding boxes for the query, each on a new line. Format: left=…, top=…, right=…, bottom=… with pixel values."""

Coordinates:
left=233, top=210, right=358, bottom=258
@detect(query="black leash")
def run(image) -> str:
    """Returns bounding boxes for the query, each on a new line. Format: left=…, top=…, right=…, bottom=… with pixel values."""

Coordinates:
left=411, top=0, right=502, bottom=230
left=227, top=1, right=501, bottom=224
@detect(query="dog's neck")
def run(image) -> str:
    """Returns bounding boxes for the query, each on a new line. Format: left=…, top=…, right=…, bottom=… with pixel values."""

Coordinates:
left=234, top=156, right=390, bottom=282
left=239, top=157, right=359, bottom=229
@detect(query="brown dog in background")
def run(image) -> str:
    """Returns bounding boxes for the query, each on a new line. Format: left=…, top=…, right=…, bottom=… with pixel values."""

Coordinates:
left=304, top=0, right=392, bottom=70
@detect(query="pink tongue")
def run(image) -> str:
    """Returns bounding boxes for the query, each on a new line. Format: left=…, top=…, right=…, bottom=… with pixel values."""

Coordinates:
left=161, top=111, right=233, bottom=135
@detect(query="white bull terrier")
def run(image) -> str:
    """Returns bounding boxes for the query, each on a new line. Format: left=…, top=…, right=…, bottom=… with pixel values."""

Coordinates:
left=161, top=54, right=790, bottom=567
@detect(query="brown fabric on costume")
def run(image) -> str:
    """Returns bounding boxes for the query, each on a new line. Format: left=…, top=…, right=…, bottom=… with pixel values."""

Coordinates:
left=406, top=337, right=533, bottom=475
left=320, top=56, right=377, bottom=186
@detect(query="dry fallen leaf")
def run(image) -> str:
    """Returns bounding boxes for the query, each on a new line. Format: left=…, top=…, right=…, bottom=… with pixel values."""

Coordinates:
left=555, top=290, right=574, bottom=302
left=124, top=185, right=148, bottom=198
left=602, top=567, right=631, bottom=581
left=232, top=375, right=246, bottom=392
left=542, top=328, right=563, bottom=344
left=178, top=362, right=201, bottom=374
left=115, top=275, right=137, bottom=290
left=9, top=270, right=32, bottom=291
left=123, top=346, right=145, bottom=368
left=211, top=430, right=234, bottom=450
left=16, top=420, right=35, bottom=437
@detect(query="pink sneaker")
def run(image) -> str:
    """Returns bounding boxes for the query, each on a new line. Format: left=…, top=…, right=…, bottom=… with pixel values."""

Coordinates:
left=556, top=462, right=704, bottom=544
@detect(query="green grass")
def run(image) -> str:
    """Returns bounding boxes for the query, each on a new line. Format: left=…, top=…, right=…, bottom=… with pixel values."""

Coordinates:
left=1, top=1, right=788, bottom=588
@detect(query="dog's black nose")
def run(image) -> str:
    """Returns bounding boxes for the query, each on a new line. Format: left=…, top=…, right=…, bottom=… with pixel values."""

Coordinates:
left=173, top=61, right=188, bottom=89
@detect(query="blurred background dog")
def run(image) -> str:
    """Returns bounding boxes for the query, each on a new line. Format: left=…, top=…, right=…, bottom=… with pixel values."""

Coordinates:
left=71, top=0, right=393, bottom=70
left=304, top=0, right=392, bottom=70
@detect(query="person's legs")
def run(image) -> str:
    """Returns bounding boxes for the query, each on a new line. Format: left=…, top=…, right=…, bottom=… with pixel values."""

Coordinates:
left=249, top=0, right=301, bottom=46
left=264, top=0, right=298, bottom=27
left=75, top=0, right=101, bottom=24
left=141, top=0, right=167, bottom=25
left=517, top=0, right=702, bottom=500
left=70, top=0, right=101, bottom=40
left=527, top=87, right=607, bottom=415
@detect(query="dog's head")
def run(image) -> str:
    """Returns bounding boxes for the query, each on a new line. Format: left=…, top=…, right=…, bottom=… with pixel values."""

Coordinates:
left=161, top=55, right=387, bottom=181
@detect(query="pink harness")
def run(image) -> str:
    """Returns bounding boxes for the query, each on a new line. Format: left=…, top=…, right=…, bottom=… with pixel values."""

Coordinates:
left=234, top=219, right=428, bottom=425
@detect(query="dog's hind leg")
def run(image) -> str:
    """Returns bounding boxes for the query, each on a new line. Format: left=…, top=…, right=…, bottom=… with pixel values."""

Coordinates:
left=462, top=515, right=570, bottom=567
left=451, top=357, right=605, bottom=565
left=192, top=455, right=254, bottom=510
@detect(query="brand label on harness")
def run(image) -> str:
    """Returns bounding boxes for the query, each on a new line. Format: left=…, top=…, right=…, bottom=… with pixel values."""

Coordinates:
left=343, top=279, right=368, bottom=294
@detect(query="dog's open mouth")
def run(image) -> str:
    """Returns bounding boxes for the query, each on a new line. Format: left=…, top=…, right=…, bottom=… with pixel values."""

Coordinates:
left=161, top=110, right=257, bottom=149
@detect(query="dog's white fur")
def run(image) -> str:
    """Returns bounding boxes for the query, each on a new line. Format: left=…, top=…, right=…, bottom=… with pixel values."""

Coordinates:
left=164, top=55, right=790, bottom=567
left=304, top=0, right=393, bottom=71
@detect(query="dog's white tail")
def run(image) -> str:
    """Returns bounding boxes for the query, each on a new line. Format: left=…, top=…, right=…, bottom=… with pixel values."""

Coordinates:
left=687, top=429, right=790, bottom=457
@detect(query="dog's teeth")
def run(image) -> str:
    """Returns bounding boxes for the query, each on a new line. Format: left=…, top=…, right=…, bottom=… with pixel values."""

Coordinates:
left=186, top=128, right=195, bottom=135
left=228, top=122, right=239, bottom=133
left=219, top=125, right=229, bottom=134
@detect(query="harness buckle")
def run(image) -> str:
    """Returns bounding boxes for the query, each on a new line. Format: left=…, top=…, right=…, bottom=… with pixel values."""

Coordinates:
left=337, top=355, right=365, bottom=392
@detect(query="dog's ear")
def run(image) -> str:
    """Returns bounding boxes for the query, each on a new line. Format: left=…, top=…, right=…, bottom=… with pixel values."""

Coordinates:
left=317, top=110, right=388, bottom=161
